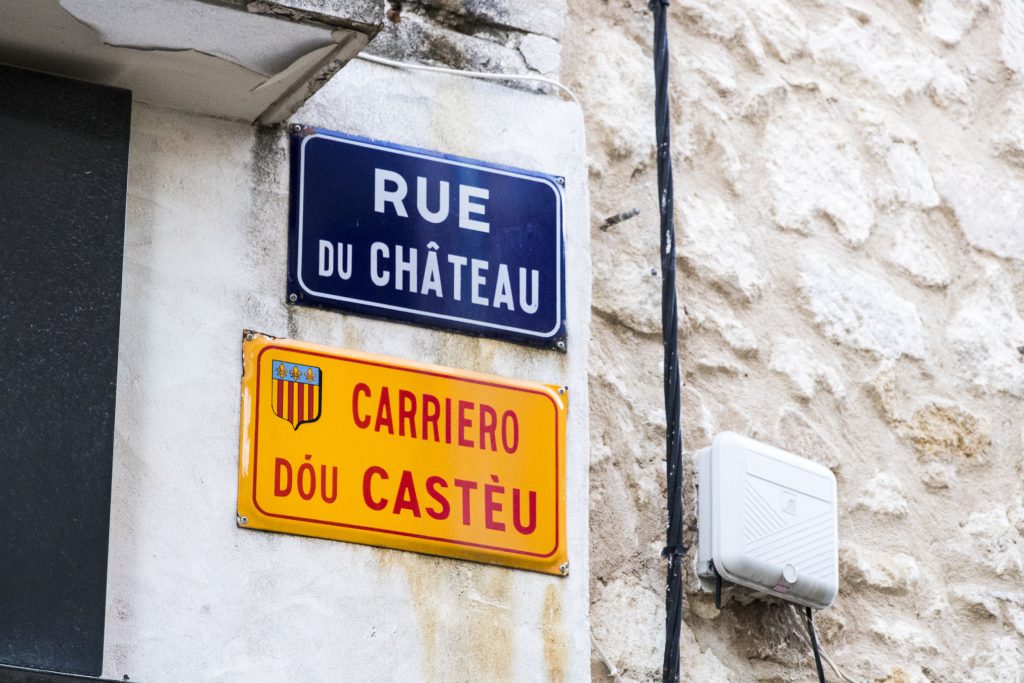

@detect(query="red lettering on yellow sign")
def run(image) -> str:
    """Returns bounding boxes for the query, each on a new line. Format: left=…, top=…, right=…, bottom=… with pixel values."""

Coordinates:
left=350, top=382, right=519, bottom=453
left=236, top=334, right=567, bottom=575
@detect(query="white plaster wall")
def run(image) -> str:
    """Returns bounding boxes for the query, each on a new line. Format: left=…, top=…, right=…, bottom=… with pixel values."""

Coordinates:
left=103, top=60, right=590, bottom=681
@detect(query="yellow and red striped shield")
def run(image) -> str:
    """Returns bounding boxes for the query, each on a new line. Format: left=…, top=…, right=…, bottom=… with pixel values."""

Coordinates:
left=270, top=360, right=322, bottom=429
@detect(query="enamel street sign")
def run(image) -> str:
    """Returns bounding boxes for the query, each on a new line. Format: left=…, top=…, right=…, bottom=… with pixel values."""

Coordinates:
left=287, top=127, right=566, bottom=350
left=237, top=332, right=569, bottom=575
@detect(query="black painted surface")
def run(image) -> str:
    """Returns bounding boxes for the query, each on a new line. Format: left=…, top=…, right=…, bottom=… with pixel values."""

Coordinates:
left=0, top=65, right=130, bottom=676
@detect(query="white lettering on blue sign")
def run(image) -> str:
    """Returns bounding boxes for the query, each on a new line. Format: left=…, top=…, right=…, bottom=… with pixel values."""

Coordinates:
left=373, top=168, right=490, bottom=233
left=317, top=240, right=540, bottom=313
left=289, top=130, right=564, bottom=348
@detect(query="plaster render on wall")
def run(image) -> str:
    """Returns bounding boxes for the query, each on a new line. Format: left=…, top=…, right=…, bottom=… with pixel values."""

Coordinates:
left=102, top=60, right=590, bottom=681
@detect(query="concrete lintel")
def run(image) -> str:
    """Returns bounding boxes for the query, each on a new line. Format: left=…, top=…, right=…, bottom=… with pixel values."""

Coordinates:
left=0, top=0, right=380, bottom=125
left=236, top=0, right=383, bottom=36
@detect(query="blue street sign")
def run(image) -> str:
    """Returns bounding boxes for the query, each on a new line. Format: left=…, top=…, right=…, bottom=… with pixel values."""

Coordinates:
left=287, top=127, right=566, bottom=350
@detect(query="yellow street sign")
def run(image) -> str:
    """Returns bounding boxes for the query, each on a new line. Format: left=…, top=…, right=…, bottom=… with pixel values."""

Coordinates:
left=237, top=333, right=568, bottom=575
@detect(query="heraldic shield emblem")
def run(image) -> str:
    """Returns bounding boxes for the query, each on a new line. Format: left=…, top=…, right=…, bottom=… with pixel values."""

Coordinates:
left=271, top=360, right=322, bottom=429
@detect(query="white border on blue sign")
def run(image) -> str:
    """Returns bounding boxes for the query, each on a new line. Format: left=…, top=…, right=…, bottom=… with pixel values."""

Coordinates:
left=295, top=133, right=564, bottom=339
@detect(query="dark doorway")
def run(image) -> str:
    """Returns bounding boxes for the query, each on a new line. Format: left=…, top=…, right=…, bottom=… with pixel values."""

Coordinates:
left=0, top=64, right=130, bottom=676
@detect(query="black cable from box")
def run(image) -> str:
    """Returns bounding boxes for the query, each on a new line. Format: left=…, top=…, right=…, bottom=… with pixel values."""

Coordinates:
left=650, top=2, right=686, bottom=682
left=805, top=607, right=827, bottom=683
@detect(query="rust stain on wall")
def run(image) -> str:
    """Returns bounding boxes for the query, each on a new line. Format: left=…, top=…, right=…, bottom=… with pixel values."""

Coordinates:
left=463, top=568, right=514, bottom=681
left=389, top=552, right=514, bottom=682
left=542, top=583, right=567, bottom=682
left=386, top=552, right=441, bottom=679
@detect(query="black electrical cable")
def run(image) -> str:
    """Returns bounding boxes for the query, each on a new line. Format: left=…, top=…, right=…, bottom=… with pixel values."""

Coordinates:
left=804, top=607, right=826, bottom=683
left=650, top=2, right=685, bottom=683
left=711, top=562, right=722, bottom=610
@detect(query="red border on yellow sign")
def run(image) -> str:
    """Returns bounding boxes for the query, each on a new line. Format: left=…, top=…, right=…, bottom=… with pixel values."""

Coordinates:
left=237, top=332, right=568, bottom=575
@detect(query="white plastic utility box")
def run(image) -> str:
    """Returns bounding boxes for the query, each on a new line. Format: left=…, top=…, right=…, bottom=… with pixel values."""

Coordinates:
left=696, top=432, right=838, bottom=610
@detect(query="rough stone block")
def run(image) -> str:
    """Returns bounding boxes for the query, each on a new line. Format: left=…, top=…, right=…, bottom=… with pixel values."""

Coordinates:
left=591, top=246, right=661, bottom=335
left=799, top=255, right=926, bottom=359
left=689, top=305, right=759, bottom=357
left=368, top=11, right=527, bottom=73
left=901, top=402, right=991, bottom=460
left=680, top=193, right=765, bottom=301
left=922, top=0, right=990, bottom=45
left=580, top=28, right=655, bottom=167
left=675, top=0, right=766, bottom=66
left=768, top=337, right=845, bottom=400
left=810, top=13, right=969, bottom=105
left=947, top=263, right=1024, bottom=396
left=871, top=619, right=938, bottom=655
left=1002, top=0, right=1024, bottom=72
left=857, top=472, right=910, bottom=517
left=840, top=543, right=920, bottom=592
left=881, top=210, right=952, bottom=288
left=994, top=91, right=1024, bottom=167
left=959, top=506, right=1024, bottom=576
left=681, top=49, right=738, bottom=96
left=590, top=576, right=663, bottom=679
left=248, top=0, right=382, bottom=29
left=746, top=0, right=806, bottom=63
left=764, top=103, right=874, bottom=245
left=417, top=0, right=566, bottom=39
left=518, top=33, right=560, bottom=76
left=953, top=585, right=1024, bottom=635
left=963, top=636, right=1024, bottom=682
left=938, top=166, right=1024, bottom=262
left=921, top=462, right=956, bottom=489
left=886, top=143, right=939, bottom=208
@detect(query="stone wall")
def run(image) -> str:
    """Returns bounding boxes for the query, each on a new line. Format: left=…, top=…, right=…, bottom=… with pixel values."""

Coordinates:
left=368, top=1, right=565, bottom=78
left=561, top=0, right=1024, bottom=681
